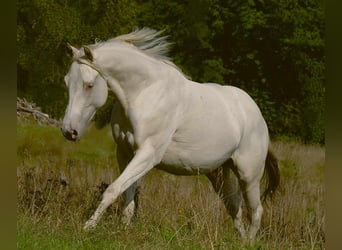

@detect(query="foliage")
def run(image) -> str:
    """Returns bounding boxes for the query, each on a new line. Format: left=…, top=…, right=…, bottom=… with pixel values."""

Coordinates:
left=17, top=0, right=325, bottom=143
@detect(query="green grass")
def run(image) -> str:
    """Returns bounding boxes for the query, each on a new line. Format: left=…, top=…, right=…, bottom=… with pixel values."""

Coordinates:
left=17, top=122, right=325, bottom=249
left=17, top=123, right=116, bottom=164
left=18, top=215, right=126, bottom=250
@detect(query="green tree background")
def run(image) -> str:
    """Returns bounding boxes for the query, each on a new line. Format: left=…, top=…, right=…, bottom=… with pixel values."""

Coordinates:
left=17, top=0, right=325, bottom=144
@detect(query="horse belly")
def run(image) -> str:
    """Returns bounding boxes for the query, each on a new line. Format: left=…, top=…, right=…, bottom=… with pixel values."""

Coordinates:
left=155, top=162, right=200, bottom=176
left=158, top=138, right=235, bottom=175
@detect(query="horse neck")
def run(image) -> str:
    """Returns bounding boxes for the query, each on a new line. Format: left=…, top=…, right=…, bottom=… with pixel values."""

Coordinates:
left=100, top=49, right=171, bottom=113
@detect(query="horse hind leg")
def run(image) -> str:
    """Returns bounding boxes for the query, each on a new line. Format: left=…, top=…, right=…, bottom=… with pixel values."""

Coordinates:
left=120, top=180, right=140, bottom=225
left=240, top=178, right=263, bottom=243
left=206, top=159, right=246, bottom=239
left=117, top=148, right=141, bottom=225
left=233, top=154, right=266, bottom=243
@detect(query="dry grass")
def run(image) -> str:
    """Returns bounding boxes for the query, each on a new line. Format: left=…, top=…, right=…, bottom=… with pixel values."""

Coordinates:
left=264, top=141, right=325, bottom=249
left=17, top=122, right=325, bottom=249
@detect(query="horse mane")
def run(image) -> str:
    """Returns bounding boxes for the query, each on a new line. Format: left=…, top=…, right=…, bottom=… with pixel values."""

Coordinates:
left=93, top=28, right=190, bottom=79
left=112, top=28, right=171, bottom=61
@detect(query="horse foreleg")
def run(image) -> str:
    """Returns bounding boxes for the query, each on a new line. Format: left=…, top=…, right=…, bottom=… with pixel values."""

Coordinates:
left=84, top=141, right=155, bottom=230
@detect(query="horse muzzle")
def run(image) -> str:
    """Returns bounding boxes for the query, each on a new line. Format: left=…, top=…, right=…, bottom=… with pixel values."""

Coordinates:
left=61, top=127, right=78, bottom=141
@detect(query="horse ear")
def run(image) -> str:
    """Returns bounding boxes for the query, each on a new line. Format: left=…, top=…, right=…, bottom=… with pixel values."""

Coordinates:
left=83, top=46, right=94, bottom=62
left=66, top=43, right=79, bottom=59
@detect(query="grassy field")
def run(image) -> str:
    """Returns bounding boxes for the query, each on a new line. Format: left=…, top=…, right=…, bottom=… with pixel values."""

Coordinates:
left=17, top=121, right=325, bottom=249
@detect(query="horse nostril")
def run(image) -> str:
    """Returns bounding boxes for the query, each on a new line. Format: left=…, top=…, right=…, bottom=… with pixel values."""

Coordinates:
left=72, top=129, right=78, bottom=136
left=61, top=128, right=78, bottom=141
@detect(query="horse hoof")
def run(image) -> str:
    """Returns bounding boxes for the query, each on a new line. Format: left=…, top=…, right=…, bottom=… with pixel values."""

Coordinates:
left=83, top=220, right=97, bottom=231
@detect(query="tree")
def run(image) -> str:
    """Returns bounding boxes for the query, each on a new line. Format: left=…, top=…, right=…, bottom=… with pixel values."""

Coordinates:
left=17, top=0, right=325, bottom=143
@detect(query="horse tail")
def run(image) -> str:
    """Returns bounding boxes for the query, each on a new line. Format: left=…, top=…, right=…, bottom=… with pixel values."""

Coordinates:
left=262, top=148, right=280, bottom=201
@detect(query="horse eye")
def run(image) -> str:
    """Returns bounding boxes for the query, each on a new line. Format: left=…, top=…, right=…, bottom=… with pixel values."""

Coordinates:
left=84, top=82, right=94, bottom=89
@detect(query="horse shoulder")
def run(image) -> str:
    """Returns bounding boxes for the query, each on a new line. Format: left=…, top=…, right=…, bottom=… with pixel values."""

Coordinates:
left=125, top=79, right=186, bottom=154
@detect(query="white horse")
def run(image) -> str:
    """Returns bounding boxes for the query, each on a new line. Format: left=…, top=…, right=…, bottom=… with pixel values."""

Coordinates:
left=61, top=28, right=279, bottom=242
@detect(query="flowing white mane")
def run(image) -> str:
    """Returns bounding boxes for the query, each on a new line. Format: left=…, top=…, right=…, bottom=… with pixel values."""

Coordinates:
left=112, top=28, right=172, bottom=61
left=92, top=28, right=188, bottom=78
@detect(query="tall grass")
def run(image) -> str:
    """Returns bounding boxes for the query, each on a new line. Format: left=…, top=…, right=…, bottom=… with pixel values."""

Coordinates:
left=17, top=122, right=325, bottom=249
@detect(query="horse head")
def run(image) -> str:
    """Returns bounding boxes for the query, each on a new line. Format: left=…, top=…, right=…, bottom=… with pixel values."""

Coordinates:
left=61, top=44, right=108, bottom=141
